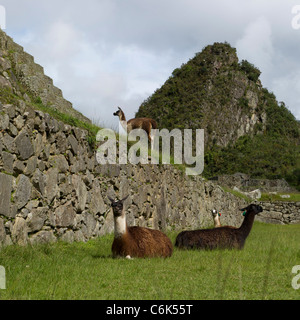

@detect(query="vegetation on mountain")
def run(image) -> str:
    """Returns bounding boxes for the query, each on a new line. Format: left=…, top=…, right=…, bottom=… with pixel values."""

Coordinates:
left=136, top=42, right=300, bottom=189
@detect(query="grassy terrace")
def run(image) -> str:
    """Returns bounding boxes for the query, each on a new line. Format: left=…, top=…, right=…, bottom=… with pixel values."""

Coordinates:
left=259, top=193, right=300, bottom=202
left=0, top=222, right=299, bottom=300
left=0, top=87, right=101, bottom=148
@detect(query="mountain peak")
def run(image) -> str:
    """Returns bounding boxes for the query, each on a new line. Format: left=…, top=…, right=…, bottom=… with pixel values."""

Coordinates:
left=137, top=41, right=266, bottom=148
left=136, top=42, right=300, bottom=186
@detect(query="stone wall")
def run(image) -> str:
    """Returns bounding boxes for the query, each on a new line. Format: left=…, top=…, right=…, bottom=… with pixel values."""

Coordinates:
left=256, top=201, right=300, bottom=225
left=0, top=102, right=249, bottom=246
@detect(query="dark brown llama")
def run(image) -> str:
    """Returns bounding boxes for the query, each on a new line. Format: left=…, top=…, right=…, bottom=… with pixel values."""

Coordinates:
left=175, top=204, right=263, bottom=250
left=109, top=195, right=173, bottom=258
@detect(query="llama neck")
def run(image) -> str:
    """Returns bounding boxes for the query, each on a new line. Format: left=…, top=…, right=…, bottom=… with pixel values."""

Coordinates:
left=118, top=111, right=126, bottom=122
left=118, top=111, right=127, bottom=132
left=114, top=214, right=127, bottom=238
left=120, top=120, right=127, bottom=132
left=213, top=216, right=221, bottom=227
left=239, top=212, right=255, bottom=238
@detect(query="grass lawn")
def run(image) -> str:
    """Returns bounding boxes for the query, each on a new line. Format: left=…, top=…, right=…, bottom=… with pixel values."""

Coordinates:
left=0, top=222, right=299, bottom=300
left=260, top=192, right=300, bottom=202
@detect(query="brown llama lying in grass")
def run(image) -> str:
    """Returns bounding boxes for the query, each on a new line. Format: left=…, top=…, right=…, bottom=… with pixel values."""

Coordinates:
left=175, top=204, right=263, bottom=250
left=108, top=195, right=173, bottom=258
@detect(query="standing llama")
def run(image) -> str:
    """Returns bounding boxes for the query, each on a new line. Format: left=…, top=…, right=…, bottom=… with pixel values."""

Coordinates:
left=108, top=195, right=173, bottom=258
left=113, top=106, right=157, bottom=149
left=175, top=204, right=263, bottom=250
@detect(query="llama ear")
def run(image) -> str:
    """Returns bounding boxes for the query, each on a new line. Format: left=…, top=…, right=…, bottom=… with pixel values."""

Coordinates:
left=118, top=106, right=121, bottom=110
left=121, top=195, right=129, bottom=202
left=240, top=206, right=247, bottom=211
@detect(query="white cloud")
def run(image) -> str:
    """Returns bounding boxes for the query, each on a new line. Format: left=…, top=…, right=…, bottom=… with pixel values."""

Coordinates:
left=271, top=71, right=300, bottom=120
left=235, top=17, right=274, bottom=78
left=235, top=15, right=300, bottom=120
left=1, top=0, right=300, bottom=122
left=18, top=20, right=178, bottom=127
left=45, top=21, right=82, bottom=59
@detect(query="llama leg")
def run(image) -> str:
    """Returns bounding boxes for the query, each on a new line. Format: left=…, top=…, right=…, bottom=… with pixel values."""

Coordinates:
left=150, top=135, right=154, bottom=150
left=148, top=130, right=154, bottom=161
left=150, top=128, right=155, bottom=151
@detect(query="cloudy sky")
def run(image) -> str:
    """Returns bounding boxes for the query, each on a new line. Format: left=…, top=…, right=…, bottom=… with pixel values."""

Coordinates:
left=1, top=0, right=300, bottom=127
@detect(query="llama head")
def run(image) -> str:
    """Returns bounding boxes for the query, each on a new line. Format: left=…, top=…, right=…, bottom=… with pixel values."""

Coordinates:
left=113, top=106, right=123, bottom=117
left=108, top=195, right=129, bottom=217
left=212, top=209, right=221, bottom=217
left=240, top=204, right=263, bottom=216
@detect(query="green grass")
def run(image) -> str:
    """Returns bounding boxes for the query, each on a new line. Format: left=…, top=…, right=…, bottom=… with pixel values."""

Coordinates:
left=31, top=98, right=102, bottom=148
left=260, top=192, right=300, bottom=202
left=221, top=186, right=252, bottom=203
left=0, top=222, right=299, bottom=300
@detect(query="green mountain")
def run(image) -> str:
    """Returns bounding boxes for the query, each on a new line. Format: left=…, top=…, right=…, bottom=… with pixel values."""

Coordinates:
left=136, top=42, right=300, bottom=189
